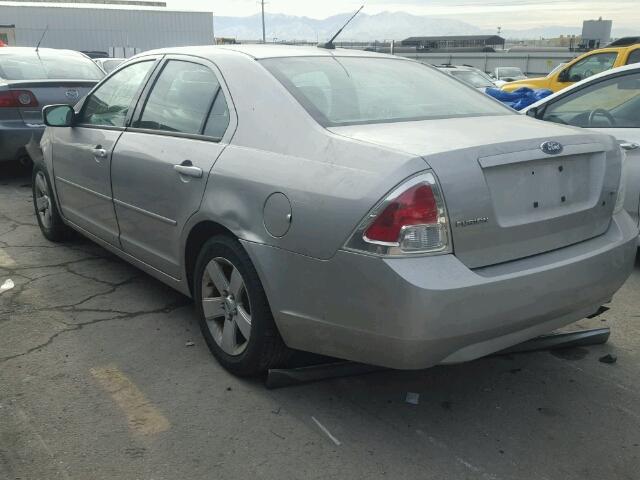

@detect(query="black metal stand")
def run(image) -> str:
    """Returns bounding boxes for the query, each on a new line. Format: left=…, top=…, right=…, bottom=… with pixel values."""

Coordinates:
left=265, top=327, right=611, bottom=389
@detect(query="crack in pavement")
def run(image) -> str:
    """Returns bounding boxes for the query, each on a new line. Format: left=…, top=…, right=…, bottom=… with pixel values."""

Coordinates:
left=0, top=301, right=191, bottom=365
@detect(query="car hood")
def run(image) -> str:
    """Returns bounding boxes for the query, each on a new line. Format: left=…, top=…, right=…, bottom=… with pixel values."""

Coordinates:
left=328, top=114, right=591, bottom=158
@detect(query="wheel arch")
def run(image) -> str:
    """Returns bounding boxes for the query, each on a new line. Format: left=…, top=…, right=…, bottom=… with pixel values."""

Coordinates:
left=184, top=220, right=237, bottom=296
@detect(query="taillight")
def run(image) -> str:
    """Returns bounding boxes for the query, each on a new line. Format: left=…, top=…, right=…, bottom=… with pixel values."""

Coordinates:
left=0, top=90, right=39, bottom=108
left=345, top=171, right=450, bottom=256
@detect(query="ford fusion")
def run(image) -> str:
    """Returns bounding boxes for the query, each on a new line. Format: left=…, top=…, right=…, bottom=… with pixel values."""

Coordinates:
left=30, top=46, right=638, bottom=376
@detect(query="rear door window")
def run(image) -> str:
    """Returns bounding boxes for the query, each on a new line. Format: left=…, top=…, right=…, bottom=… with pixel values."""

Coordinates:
left=79, top=60, right=154, bottom=128
left=626, top=49, right=640, bottom=65
left=134, top=60, right=222, bottom=136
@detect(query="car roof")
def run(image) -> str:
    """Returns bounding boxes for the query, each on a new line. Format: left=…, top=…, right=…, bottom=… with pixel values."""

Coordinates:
left=0, top=47, right=88, bottom=57
left=523, top=62, right=640, bottom=112
left=140, top=44, right=399, bottom=61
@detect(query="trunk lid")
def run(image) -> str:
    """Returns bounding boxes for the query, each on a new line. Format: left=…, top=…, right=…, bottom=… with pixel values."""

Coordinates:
left=8, top=80, right=97, bottom=125
left=330, top=115, right=621, bottom=268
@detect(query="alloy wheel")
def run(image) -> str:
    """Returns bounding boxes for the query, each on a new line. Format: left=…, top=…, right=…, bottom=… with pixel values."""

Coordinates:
left=201, top=257, right=252, bottom=356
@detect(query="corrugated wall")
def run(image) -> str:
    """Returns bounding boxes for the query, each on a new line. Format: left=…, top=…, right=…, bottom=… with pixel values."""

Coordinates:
left=0, top=5, right=213, bottom=53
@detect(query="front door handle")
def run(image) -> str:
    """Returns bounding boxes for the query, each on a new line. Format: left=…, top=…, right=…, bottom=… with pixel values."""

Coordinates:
left=174, top=160, right=203, bottom=178
left=620, top=142, right=640, bottom=151
left=92, top=147, right=108, bottom=158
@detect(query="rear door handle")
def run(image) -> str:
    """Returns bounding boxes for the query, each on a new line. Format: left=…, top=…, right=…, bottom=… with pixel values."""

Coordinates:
left=620, top=142, right=640, bottom=151
left=174, top=160, right=203, bottom=178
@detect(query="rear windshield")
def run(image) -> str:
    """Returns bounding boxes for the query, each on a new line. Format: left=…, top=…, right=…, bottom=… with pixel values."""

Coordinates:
left=0, top=51, right=104, bottom=80
left=261, top=56, right=510, bottom=127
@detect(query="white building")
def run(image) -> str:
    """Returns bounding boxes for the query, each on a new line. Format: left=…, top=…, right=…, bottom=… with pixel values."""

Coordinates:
left=0, top=1, right=213, bottom=56
left=582, top=18, right=613, bottom=49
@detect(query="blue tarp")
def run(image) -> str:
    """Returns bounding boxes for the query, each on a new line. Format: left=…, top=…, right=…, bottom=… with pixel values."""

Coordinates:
left=485, top=87, right=554, bottom=111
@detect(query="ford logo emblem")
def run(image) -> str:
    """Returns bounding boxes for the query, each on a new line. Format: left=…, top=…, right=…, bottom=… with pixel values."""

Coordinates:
left=540, top=141, right=563, bottom=155
left=65, top=89, right=79, bottom=100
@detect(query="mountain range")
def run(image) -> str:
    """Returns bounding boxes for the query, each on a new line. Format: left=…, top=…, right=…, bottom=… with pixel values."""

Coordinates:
left=212, top=11, right=635, bottom=42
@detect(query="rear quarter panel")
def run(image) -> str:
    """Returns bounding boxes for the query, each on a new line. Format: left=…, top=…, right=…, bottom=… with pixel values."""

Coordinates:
left=184, top=52, right=426, bottom=261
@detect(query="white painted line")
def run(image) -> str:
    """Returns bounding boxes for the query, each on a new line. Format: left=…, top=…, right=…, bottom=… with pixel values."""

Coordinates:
left=311, top=416, right=341, bottom=446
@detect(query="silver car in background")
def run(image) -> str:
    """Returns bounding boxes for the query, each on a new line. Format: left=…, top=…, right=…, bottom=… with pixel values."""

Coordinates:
left=30, top=46, right=638, bottom=376
left=524, top=63, right=640, bottom=243
left=94, top=57, right=126, bottom=74
left=0, top=47, right=103, bottom=165
left=435, top=64, right=496, bottom=91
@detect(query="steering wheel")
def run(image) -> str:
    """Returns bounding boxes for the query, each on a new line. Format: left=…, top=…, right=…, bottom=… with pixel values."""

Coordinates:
left=588, top=108, right=616, bottom=127
left=583, top=69, right=595, bottom=78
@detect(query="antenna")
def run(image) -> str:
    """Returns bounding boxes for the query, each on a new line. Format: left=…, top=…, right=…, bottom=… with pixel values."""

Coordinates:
left=35, top=25, right=49, bottom=52
left=318, top=5, right=364, bottom=50
left=261, top=0, right=266, bottom=43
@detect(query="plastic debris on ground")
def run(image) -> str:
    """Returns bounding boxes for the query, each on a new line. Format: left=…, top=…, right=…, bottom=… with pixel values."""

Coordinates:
left=485, top=87, right=554, bottom=111
left=405, top=392, right=420, bottom=405
left=599, top=353, right=617, bottom=364
left=311, top=416, right=341, bottom=446
left=0, top=279, right=14, bottom=293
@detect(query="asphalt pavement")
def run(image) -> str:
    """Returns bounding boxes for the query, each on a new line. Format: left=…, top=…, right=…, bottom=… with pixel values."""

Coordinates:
left=1, top=166, right=639, bottom=480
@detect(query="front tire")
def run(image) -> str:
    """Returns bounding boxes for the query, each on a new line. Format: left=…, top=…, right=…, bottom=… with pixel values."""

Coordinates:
left=193, top=235, right=290, bottom=376
left=32, top=165, right=71, bottom=242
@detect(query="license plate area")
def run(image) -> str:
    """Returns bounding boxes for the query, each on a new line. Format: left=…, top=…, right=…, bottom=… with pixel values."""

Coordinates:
left=481, top=153, right=606, bottom=227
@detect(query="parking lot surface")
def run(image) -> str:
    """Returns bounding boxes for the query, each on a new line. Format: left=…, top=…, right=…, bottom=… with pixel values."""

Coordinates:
left=1, top=168, right=639, bottom=480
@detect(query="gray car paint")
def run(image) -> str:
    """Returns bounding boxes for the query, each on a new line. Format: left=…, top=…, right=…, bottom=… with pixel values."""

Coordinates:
left=35, top=45, right=639, bottom=369
left=0, top=48, right=101, bottom=163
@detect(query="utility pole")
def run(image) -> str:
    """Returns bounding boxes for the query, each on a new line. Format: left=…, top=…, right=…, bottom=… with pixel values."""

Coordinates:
left=261, top=0, right=266, bottom=43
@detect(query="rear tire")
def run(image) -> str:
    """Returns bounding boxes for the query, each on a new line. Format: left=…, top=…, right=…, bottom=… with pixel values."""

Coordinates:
left=32, top=165, right=71, bottom=242
left=193, top=235, right=291, bottom=376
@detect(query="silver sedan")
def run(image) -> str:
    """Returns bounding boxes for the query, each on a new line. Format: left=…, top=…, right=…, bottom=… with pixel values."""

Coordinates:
left=30, top=46, right=638, bottom=376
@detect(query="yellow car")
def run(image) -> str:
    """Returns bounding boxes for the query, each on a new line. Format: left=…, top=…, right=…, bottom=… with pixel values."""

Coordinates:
left=502, top=38, right=640, bottom=93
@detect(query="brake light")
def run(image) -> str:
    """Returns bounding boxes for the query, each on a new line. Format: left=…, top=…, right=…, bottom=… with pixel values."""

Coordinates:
left=345, top=171, right=450, bottom=256
left=364, top=183, right=438, bottom=243
left=0, top=90, right=39, bottom=108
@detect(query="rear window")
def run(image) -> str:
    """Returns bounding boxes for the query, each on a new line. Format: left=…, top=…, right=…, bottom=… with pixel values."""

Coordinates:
left=261, top=57, right=510, bottom=127
left=450, top=70, right=494, bottom=88
left=0, top=51, right=104, bottom=80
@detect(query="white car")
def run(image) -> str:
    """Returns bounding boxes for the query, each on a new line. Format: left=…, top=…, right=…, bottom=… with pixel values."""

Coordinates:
left=494, top=66, right=527, bottom=83
left=94, top=57, right=126, bottom=74
left=524, top=63, right=640, bottom=242
left=435, top=64, right=496, bottom=91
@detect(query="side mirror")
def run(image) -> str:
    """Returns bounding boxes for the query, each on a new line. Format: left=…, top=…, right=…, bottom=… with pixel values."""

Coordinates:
left=526, top=107, right=538, bottom=118
left=43, top=104, right=75, bottom=127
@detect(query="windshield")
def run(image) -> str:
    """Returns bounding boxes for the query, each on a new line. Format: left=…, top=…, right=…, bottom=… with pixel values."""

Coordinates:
left=262, top=57, right=511, bottom=127
left=450, top=70, right=494, bottom=88
left=0, top=51, right=104, bottom=80
left=497, top=68, right=524, bottom=78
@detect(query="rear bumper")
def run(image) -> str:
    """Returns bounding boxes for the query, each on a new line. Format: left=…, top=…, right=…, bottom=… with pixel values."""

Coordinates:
left=243, top=212, right=638, bottom=370
left=0, top=123, right=44, bottom=162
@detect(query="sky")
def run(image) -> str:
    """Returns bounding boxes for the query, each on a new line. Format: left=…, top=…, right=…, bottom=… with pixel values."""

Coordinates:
left=164, top=0, right=639, bottom=30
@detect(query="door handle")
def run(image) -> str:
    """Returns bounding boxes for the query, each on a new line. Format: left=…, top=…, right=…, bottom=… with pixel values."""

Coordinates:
left=174, top=160, right=203, bottom=178
left=92, top=147, right=108, bottom=158
left=620, top=142, right=640, bottom=151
